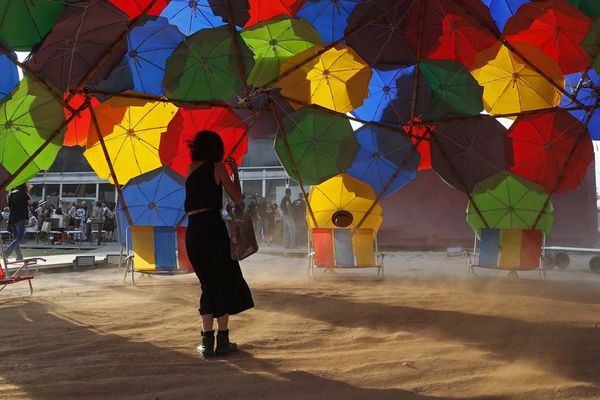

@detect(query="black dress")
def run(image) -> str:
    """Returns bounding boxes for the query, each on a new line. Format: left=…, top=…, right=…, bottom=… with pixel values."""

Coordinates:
left=185, top=161, right=254, bottom=317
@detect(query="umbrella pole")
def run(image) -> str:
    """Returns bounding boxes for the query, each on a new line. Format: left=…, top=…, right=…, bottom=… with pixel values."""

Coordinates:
left=268, top=96, right=318, bottom=228
left=88, top=105, right=134, bottom=227
left=223, top=0, right=251, bottom=99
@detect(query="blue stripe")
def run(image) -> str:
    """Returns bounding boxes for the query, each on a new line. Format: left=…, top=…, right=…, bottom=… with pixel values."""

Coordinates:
left=479, top=228, right=500, bottom=266
left=154, top=227, right=177, bottom=270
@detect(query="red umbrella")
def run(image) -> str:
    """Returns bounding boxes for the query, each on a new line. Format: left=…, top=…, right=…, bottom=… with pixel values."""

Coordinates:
left=108, top=0, right=169, bottom=19
left=508, top=111, right=593, bottom=193
left=404, top=0, right=498, bottom=69
left=504, top=0, right=592, bottom=75
left=63, top=94, right=100, bottom=147
left=245, top=0, right=305, bottom=27
left=159, top=105, right=248, bottom=177
left=403, top=118, right=433, bottom=171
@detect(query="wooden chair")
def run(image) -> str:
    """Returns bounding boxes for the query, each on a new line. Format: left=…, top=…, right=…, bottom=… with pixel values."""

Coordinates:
left=308, top=228, right=384, bottom=279
left=467, top=228, right=546, bottom=279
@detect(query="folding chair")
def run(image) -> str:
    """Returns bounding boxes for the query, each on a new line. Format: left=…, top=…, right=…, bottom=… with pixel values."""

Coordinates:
left=467, top=228, right=546, bottom=279
left=308, top=228, right=384, bottom=279
left=0, top=235, right=45, bottom=295
left=124, top=226, right=191, bottom=284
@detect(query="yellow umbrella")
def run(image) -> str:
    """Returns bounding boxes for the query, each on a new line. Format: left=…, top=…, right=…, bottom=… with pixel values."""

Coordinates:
left=84, top=100, right=177, bottom=184
left=308, top=174, right=383, bottom=232
left=278, top=43, right=371, bottom=113
left=471, top=45, right=563, bottom=116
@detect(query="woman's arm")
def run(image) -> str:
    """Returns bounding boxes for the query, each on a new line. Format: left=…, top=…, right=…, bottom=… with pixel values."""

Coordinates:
left=215, top=160, right=242, bottom=204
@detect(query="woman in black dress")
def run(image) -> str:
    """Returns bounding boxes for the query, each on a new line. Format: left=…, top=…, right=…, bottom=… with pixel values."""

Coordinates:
left=185, top=130, right=254, bottom=358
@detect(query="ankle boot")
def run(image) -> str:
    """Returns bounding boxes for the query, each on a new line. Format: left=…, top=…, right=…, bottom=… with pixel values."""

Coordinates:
left=215, top=329, right=238, bottom=356
left=197, top=330, right=215, bottom=358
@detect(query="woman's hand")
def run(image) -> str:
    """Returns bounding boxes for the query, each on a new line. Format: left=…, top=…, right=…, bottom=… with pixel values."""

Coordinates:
left=225, top=157, right=238, bottom=175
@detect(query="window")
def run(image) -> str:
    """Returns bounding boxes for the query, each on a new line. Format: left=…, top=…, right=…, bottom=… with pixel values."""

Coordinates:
left=98, top=183, right=116, bottom=204
left=62, top=184, right=96, bottom=198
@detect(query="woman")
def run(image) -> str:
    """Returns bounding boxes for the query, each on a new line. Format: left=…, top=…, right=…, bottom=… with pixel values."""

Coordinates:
left=103, top=204, right=116, bottom=241
left=5, top=183, right=32, bottom=260
left=185, top=131, right=254, bottom=358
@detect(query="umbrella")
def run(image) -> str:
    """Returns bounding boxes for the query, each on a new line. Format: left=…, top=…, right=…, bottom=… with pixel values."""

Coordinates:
left=430, top=118, right=510, bottom=192
left=25, top=0, right=129, bottom=92
left=344, top=0, right=415, bottom=68
left=108, top=0, right=169, bottom=19
left=245, top=0, right=306, bottom=27
left=84, top=97, right=129, bottom=147
left=483, top=0, right=529, bottom=32
left=124, top=17, right=185, bottom=95
left=308, top=173, right=383, bottom=231
left=0, top=78, right=66, bottom=189
left=504, top=0, right=592, bottom=75
left=467, top=172, right=554, bottom=235
left=508, top=111, right=593, bottom=193
left=159, top=105, right=248, bottom=177
left=561, top=70, right=600, bottom=138
left=471, top=45, right=564, bottom=115
left=84, top=100, right=178, bottom=185
left=404, top=0, right=499, bottom=69
left=0, top=0, right=68, bottom=51
left=346, top=126, right=419, bottom=198
left=208, top=0, right=250, bottom=27
left=0, top=52, right=19, bottom=101
left=162, top=26, right=254, bottom=101
left=118, top=167, right=187, bottom=227
left=404, top=119, right=433, bottom=171
left=87, top=57, right=135, bottom=97
left=160, top=0, right=226, bottom=36
left=240, top=16, right=322, bottom=87
left=379, top=66, right=431, bottom=126
left=297, top=0, right=361, bottom=43
left=275, top=107, right=359, bottom=185
left=278, top=43, right=371, bottom=113
left=62, top=94, right=100, bottom=147
left=581, top=17, right=600, bottom=72
left=568, top=0, right=600, bottom=18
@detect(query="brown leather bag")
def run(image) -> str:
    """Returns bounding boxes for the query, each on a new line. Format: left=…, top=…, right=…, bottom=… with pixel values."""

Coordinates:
left=226, top=212, right=258, bottom=261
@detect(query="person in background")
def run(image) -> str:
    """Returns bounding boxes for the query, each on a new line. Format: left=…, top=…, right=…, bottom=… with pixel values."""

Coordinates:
left=5, top=183, right=32, bottom=260
left=247, top=196, right=258, bottom=233
left=256, top=198, right=268, bottom=242
left=2, top=206, right=9, bottom=221
left=292, top=193, right=307, bottom=248
left=280, top=188, right=295, bottom=248
left=26, top=211, right=38, bottom=229
left=103, top=204, right=116, bottom=241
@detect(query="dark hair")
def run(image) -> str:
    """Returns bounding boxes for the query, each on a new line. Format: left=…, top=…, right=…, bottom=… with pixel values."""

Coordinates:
left=188, top=130, right=224, bottom=163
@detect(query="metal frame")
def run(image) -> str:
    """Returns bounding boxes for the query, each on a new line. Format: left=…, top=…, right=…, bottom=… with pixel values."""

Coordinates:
left=307, top=228, right=385, bottom=280
left=0, top=234, right=45, bottom=295
left=467, top=230, right=546, bottom=280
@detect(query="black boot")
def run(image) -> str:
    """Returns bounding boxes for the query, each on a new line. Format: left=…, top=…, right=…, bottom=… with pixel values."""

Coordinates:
left=215, top=330, right=238, bottom=356
left=197, top=330, right=215, bottom=358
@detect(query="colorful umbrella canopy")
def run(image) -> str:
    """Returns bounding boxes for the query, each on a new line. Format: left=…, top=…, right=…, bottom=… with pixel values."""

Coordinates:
left=125, top=17, right=185, bottom=95
left=504, top=0, right=592, bottom=75
left=275, top=107, right=359, bottom=185
left=88, top=56, right=135, bottom=97
left=297, top=0, right=361, bottom=43
left=483, top=0, right=529, bottom=32
left=346, top=126, right=419, bottom=198
left=0, top=78, right=66, bottom=189
left=581, top=17, right=600, bottom=72
left=0, top=0, right=68, bottom=51
left=0, top=52, right=19, bottom=101
left=508, top=111, right=593, bottom=193
left=404, top=119, right=433, bottom=171
left=84, top=100, right=177, bottom=184
left=159, top=105, right=248, bottom=177
left=160, top=0, right=226, bottom=35
left=345, top=0, right=415, bottom=68
left=119, top=166, right=187, bottom=226
left=404, top=0, right=498, bottom=69
left=84, top=97, right=129, bottom=147
left=162, top=26, right=254, bottom=101
left=380, top=66, right=430, bottom=126
left=245, top=0, right=305, bottom=27
left=108, top=0, right=169, bottom=19
left=241, top=16, right=322, bottom=87
left=278, top=43, right=371, bottom=113
left=308, top=173, right=383, bottom=231
left=471, top=45, right=564, bottom=115
left=430, top=118, right=510, bottom=192
left=467, top=172, right=554, bottom=235
left=561, top=70, right=600, bottom=138
left=208, top=0, right=250, bottom=27
left=25, top=0, right=129, bottom=92
left=62, top=94, right=100, bottom=147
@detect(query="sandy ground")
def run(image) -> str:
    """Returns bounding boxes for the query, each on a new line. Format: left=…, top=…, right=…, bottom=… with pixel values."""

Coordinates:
left=2, top=251, right=600, bottom=399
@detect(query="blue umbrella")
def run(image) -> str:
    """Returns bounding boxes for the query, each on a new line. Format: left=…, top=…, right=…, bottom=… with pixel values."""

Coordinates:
left=0, top=52, right=19, bottom=101
left=296, top=0, right=361, bottom=43
left=380, top=65, right=431, bottom=126
left=482, top=0, right=529, bottom=32
left=346, top=126, right=419, bottom=198
left=352, top=66, right=413, bottom=124
left=88, top=57, right=134, bottom=98
left=117, top=166, right=188, bottom=230
left=127, top=17, right=185, bottom=95
left=561, top=70, right=600, bottom=139
left=160, top=0, right=225, bottom=36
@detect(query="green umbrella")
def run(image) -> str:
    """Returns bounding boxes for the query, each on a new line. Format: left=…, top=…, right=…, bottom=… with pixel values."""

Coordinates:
left=162, top=26, right=254, bottom=102
left=0, top=0, right=68, bottom=51
left=275, top=107, right=359, bottom=186
left=420, top=60, right=484, bottom=122
left=0, top=77, right=66, bottom=189
left=582, top=17, right=600, bottom=72
left=241, top=16, right=322, bottom=87
left=569, top=0, right=600, bottom=18
left=467, top=172, right=554, bottom=236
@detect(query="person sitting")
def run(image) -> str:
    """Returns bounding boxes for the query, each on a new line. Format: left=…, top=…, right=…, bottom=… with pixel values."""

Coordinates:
left=25, top=211, right=38, bottom=230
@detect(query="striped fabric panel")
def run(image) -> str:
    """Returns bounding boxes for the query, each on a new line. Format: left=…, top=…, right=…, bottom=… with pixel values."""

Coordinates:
left=132, top=226, right=156, bottom=271
left=479, top=228, right=500, bottom=266
left=334, top=229, right=354, bottom=267
left=154, top=227, right=177, bottom=271
left=312, top=229, right=335, bottom=268
left=499, top=229, right=522, bottom=269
